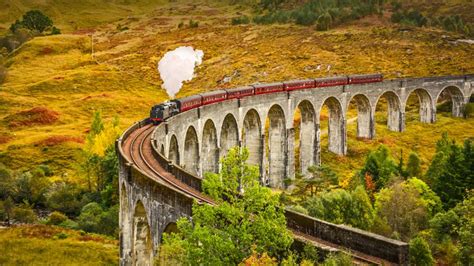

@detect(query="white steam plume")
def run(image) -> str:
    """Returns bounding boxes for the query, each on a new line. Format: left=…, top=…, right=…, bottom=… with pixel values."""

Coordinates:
left=157, top=46, right=204, bottom=98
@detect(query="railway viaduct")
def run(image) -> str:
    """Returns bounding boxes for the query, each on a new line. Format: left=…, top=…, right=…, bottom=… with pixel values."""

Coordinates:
left=118, top=75, right=473, bottom=265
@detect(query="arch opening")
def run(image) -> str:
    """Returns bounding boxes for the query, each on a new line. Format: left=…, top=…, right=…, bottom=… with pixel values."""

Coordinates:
left=168, top=135, right=179, bottom=165
left=293, top=100, right=316, bottom=176
left=202, top=120, right=219, bottom=174
left=265, top=105, right=286, bottom=188
left=375, top=91, right=402, bottom=132
left=183, top=126, right=199, bottom=175
left=436, top=86, right=465, bottom=118
left=220, top=114, right=239, bottom=159
left=319, top=97, right=345, bottom=155
left=347, top=94, right=372, bottom=139
left=405, top=89, right=433, bottom=124
left=242, top=109, right=262, bottom=168
left=132, top=201, right=153, bottom=266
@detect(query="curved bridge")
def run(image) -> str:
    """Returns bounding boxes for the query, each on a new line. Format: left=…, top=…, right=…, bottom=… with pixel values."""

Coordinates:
left=118, top=75, right=473, bottom=265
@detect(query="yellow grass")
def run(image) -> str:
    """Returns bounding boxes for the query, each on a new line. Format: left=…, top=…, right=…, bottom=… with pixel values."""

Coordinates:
left=0, top=225, right=118, bottom=265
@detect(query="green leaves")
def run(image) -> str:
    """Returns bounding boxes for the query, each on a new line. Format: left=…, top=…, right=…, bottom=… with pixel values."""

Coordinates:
left=160, top=146, right=292, bottom=264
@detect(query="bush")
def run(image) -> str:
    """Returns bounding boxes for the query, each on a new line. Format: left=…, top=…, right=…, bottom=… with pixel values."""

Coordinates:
left=231, top=16, right=250, bottom=25
left=189, top=19, right=199, bottom=28
left=47, top=182, right=83, bottom=216
left=409, top=237, right=435, bottom=265
left=59, top=219, right=79, bottom=230
left=12, top=204, right=37, bottom=223
left=48, top=211, right=68, bottom=225
left=77, top=202, right=103, bottom=233
left=55, top=232, right=68, bottom=239
left=15, top=10, right=53, bottom=33
left=463, top=103, right=474, bottom=118
left=320, top=252, right=353, bottom=266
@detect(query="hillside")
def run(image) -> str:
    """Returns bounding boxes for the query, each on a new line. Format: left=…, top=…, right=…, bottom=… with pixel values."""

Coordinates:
left=0, top=225, right=118, bottom=265
left=1, top=0, right=473, bottom=175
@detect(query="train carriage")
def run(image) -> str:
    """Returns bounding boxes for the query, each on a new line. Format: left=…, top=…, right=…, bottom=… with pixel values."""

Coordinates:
left=348, top=74, right=383, bottom=84
left=284, top=79, right=316, bottom=91
left=173, top=95, right=203, bottom=112
left=201, top=90, right=228, bottom=106
left=225, top=86, right=255, bottom=99
left=315, top=76, right=349, bottom=87
left=253, top=82, right=285, bottom=95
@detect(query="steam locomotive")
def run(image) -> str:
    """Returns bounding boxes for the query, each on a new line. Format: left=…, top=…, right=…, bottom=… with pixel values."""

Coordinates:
left=150, top=73, right=383, bottom=123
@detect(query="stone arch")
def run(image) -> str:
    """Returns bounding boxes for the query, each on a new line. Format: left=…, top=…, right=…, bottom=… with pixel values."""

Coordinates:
left=266, top=104, right=287, bottom=188
left=348, top=94, right=373, bottom=139
left=132, top=201, right=153, bottom=266
left=320, top=97, right=346, bottom=155
left=436, top=85, right=465, bottom=117
left=161, top=222, right=178, bottom=242
left=168, top=135, right=179, bottom=165
left=183, top=126, right=199, bottom=175
left=120, top=183, right=131, bottom=263
left=406, top=88, right=434, bottom=123
left=242, top=109, right=262, bottom=167
left=220, top=114, right=239, bottom=158
left=202, top=119, right=219, bottom=174
left=375, top=91, right=402, bottom=132
left=294, top=100, right=316, bottom=175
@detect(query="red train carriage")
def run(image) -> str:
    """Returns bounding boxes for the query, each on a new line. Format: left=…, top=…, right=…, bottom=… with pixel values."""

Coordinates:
left=283, top=79, right=316, bottom=91
left=173, top=95, right=203, bottom=112
left=348, top=74, right=383, bottom=84
left=225, top=86, right=255, bottom=99
left=201, top=90, right=228, bottom=106
left=314, top=76, right=349, bottom=87
left=253, top=82, right=285, bottom=95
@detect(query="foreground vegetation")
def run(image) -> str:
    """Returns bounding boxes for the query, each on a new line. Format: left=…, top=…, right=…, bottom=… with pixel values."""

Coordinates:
left=0, top=225, right=118, bottom=265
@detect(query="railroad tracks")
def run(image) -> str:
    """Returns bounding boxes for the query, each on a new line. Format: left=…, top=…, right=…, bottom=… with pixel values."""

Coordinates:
left=122, top=123, right=214, bottom=205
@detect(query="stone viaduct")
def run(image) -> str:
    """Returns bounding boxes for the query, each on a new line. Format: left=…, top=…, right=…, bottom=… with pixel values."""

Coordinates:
left=118, top=75, right=473, bottom=265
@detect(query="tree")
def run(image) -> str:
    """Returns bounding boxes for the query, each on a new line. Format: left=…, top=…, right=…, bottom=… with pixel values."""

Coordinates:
left=406, top=152, right=422, bottom=178
left=427, top=134, right=473, bottom=210
left=77, top=202, right=103, bottom=233
left=409, top=237, right=435, bottom=266
left=290, top=164, right=338, bottom=199
left=304, top=186, right=375, bottom=230
left=374, top=181, right=429, bottom=241
left=161, top=147, right=293, bottom=264
left=360, top=145, right=398, bottom=190
left=20, top=10, right=53, bottom=33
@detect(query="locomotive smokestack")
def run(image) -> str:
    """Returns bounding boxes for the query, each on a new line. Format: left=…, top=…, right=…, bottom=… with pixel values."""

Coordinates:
left=157, top=46, right=204, bottom=98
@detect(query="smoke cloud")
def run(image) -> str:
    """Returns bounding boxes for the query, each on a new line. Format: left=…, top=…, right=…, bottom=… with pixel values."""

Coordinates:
left=157, top=46, right=204, bottom=98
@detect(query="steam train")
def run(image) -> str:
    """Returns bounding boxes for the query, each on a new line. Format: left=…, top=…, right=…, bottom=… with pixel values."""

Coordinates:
left=150, top=73, right=383, bottom=123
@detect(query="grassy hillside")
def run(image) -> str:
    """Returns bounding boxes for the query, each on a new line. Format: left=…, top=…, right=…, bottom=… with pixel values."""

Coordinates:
left=0, top=0, right=473, bottom=174
left=0, top=225, right=118, bottom=265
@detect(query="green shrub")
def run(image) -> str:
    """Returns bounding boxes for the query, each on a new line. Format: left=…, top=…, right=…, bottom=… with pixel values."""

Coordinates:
left=409, top=237, right=435, bottom=265
left=55, top=232, right=68, bottom=239
left=59, top=219, right=79, bottom=230
left=321, top=252, right=353, bottom=266
left=463, top=103, right=474, bottom=118
left=231, top=16, right=250, bottom=25
left=48, top=211, right=67, bottom=225
left=12, top=204, right=37, bottom=223
left=189, top=19, right=199, bottom=28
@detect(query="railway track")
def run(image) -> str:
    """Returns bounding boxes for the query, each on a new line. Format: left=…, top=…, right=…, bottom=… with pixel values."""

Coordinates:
left=122, top=123, right=214, bottom=205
